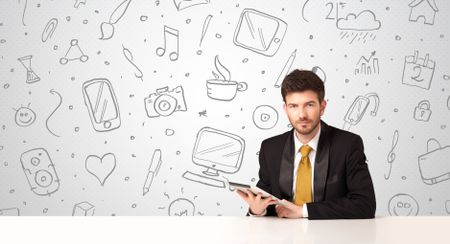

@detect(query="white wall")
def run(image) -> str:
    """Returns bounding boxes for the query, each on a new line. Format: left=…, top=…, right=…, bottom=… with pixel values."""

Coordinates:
left=0, top=0, right=449, bottom=216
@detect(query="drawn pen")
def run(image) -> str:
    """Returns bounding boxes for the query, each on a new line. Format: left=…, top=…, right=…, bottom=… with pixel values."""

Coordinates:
left=143, top=149, right=162, bottom=196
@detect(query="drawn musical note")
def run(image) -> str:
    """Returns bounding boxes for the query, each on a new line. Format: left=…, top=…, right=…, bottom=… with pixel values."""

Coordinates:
left=385, top=130, right=399, bottom=180
left=156, top=25, right=179, bottom=61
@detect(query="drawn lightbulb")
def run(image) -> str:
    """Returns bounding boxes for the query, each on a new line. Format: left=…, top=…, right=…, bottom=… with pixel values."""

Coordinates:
left=168, top=198, right=195, bottom=216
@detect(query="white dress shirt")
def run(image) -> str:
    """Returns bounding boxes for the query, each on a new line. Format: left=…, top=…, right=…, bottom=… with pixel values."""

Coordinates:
left=293, top=126, right=321, bottom=218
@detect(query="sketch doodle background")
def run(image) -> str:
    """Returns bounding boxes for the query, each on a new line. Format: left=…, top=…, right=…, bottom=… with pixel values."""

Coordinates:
left=0, top=0, right=449, bottom=216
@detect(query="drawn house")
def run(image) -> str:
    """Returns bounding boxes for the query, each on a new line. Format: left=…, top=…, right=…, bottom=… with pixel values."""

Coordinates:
left=409, top=0, right=438, bottom=25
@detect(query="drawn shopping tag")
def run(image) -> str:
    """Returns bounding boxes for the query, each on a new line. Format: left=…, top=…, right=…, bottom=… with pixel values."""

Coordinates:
left=418, top=139, right=450, bottom=185
left=402, top=50, right=435, bottom=90
left=413, top=100, right=432, bottom=121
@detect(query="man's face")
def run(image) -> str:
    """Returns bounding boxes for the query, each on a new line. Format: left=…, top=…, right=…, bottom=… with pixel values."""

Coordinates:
left=283, top=90, right=326, bottom=136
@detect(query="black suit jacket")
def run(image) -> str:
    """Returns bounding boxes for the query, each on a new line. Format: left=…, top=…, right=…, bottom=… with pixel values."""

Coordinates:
left=256, top=121, right=376, bottom=219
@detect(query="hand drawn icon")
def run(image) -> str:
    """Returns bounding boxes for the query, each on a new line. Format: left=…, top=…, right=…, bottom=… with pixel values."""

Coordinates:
left=144, top=86, right=187, bottom=117
left=46, top=89, right=62, bottom=137
left=446, top=200, right=450, bottom=214
left=82, top=78, right=121, bottom=132
left=337, top=10, right=380, bottom=44
left=143, top=149, right=162, bottom=196
left=199, top=14, right=213, bottom=47
left=20, top=148, right=60, bottom=196
left=122, top=44, right=143, bottom=81
left=312, top=66, right=326, bottom=83
left=274, top=49, right=296, bottom=88
left=301, top=0, right=310, bottom=22
left=60, top=39, right=89, bottom=65
left=337, top=10, right=381, bottom=31
left=253, top=105, right=278, bottom=130
left=402, top=50, right=435, bottom=90
left=409, top=0, right=438, bottom=25
left=72, top=201, right=95, bottom=216
left=355, top=51, right=379, bottom=75
left=74, top=0, right=87, bottom=8
left=19, top=0, right=28, bottom=26
left=413, top=100, right=432, bottom=122
left=173, top=0, right=209, bottom=11
left=385, top=130, right=399, bottom=180
left=0, top=207, right=20, bottom=216
left=13, top=103, right=36, bottom=127
left=418, top=138, right=450, bottom=185
left=183, top=127, right=245, bottom=188
left=156, top=25, right=179, bottom=61
left=233, top=8, right=287, bottom=57
left=18, top=55, right=40, bottom=84
left=388, top=193, right=419, bottom=216
left=99, top=0, right=131, bottom=40
left=168, top=198, right=195, bottom=216
left=342, top=93, right=379, bottom=130
left=206, top=55, right=247, bottom=101
left=41, top=18, right=58, bottom=42
left=447, top=96, right=450, bottom=111
left=85, top=153, right=116, bottom=186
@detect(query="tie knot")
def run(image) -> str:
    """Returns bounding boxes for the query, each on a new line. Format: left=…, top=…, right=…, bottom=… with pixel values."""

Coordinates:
left=300, top=144, right=312, bottom=157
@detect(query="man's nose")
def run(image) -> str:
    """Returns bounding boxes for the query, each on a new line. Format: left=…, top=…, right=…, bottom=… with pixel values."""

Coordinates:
left=298, top=108, right=307, bottom=119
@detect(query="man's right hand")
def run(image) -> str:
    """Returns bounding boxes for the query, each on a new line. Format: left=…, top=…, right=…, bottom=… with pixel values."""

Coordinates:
left=236, top=189, right=278, bottom=215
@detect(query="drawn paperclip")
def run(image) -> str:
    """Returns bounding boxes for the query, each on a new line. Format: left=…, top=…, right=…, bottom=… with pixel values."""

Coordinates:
left=385, top=130, right=399, bottom=180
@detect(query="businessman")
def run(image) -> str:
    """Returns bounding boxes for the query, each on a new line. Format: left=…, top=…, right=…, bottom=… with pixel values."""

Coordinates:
left=237, top=69, right=376, bottom=219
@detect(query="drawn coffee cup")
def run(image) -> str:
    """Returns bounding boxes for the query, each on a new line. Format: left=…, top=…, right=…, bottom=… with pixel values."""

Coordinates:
left=206, top=79, right=248, bottom=101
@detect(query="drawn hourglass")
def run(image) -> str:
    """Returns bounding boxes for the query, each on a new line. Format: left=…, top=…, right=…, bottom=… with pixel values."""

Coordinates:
left=18, top=55, right=40, bottom=84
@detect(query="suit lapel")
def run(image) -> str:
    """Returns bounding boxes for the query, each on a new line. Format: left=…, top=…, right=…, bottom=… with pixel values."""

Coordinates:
left=314, top=121, right=330, bottom=202
left=279, top=130, right=295, bottom=200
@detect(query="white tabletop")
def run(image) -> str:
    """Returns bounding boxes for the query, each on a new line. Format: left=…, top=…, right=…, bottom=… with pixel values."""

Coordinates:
left=0, top=216, right=447, bottom=244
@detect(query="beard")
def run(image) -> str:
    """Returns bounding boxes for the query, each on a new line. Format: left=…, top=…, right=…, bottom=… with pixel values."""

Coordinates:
left=292, top=118, right=320, bottom=136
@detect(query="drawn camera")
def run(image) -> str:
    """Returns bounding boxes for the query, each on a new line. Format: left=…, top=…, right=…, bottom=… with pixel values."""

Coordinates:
left=144, top=86, right=187, bottom=117
left=20, top=148, right=60, bottom=196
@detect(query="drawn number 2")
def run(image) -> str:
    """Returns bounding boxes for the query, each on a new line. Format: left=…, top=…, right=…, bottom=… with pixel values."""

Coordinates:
left=325, top=2, right=336, bottom=20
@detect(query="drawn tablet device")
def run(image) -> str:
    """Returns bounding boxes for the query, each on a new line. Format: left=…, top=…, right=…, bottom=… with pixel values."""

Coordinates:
left=233, top=8, right=287, bottom=57
left=229, top=181, right=281, bottom=203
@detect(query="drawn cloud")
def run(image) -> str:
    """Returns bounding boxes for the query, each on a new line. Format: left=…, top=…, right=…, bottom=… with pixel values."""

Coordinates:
left=337, top=10, right=381, bottom=31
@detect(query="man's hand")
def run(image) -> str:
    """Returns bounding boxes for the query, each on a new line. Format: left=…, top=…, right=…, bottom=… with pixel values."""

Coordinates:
left=275, top=200, right=303, bottom=218
left=236, top=189, right=278, bottom=215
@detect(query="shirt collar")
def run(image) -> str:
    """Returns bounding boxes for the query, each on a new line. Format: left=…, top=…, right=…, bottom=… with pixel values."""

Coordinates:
left=293, top=125, right=321, bottom=153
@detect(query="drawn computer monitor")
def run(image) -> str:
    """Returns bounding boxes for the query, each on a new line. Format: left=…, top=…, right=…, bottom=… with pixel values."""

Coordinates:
left=183, top=127, right=245, bottom=188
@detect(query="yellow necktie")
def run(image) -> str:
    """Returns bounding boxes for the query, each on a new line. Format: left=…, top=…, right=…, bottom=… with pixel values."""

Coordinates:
left=294, top=144, right=313, bottom=206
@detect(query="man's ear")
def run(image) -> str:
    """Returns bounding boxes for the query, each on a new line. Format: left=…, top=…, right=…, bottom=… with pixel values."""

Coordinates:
left=283, top=102, right=287, bottom=113
left=320, top=100, right=327, bottom=116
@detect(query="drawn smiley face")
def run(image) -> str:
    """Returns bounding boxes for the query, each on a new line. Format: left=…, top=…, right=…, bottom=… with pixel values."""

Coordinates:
left=388, top=194, right=419, bottom=216
left=14, top=104, right=36, bottom=127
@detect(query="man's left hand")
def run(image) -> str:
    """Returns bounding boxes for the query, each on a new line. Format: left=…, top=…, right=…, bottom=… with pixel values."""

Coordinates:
left=275, top=200, right=303, bottom=218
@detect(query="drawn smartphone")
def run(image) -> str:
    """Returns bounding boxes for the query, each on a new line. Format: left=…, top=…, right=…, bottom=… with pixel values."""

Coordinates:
left=82, top=78, right=121, bottom=132
left=20, top=148, right=60, bottom=196
left=344, top=96, right=370, bottom=125
left=229, top=181, right=283, bottom=204
left=233, top=8, right=287, bottom=57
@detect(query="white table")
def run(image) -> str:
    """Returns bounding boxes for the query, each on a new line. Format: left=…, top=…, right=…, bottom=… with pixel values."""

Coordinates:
left=0, top=216, right=447, bottom=243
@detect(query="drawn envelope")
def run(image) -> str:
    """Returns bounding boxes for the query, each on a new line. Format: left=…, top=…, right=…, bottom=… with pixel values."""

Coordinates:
left=173, top=0, right=210, bottom=11
left=418, top=138, right=450, bottom=185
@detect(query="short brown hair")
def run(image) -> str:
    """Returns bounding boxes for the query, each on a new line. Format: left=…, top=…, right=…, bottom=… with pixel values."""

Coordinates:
left=281, top=69, right=325, bottom=102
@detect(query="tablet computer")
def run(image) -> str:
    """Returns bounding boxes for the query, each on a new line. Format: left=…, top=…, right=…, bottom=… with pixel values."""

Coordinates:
left=229, top=181, right=282, bottom=203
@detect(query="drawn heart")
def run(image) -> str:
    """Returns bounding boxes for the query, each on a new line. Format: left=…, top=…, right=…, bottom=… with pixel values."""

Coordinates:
left=85, top=153, right=116, bottom=186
